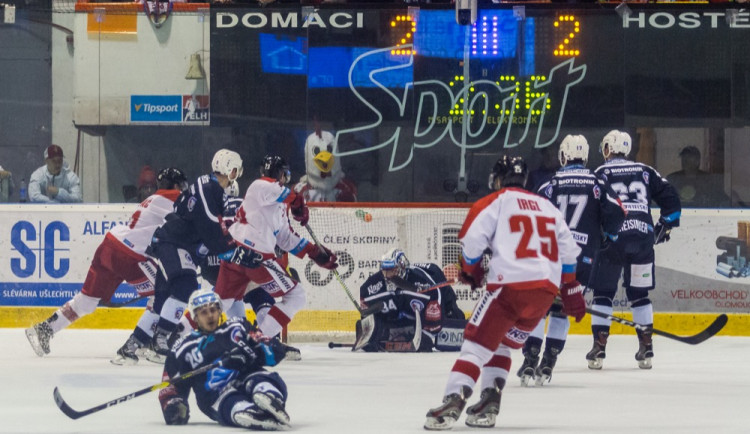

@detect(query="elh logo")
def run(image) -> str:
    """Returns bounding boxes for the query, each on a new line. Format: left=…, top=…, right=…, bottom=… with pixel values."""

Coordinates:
left=183, top=95, right=210, bottom=122
left=10, top=220, right=70, bottom=278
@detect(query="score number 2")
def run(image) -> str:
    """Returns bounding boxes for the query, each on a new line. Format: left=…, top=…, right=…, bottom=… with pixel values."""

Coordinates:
left=510, top=215, right=558, bottom=261
left=554, top=15, right=581, bottom=57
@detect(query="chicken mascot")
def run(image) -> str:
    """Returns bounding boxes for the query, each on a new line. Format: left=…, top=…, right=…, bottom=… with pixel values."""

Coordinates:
left=293, top=129, right=357, bottom=202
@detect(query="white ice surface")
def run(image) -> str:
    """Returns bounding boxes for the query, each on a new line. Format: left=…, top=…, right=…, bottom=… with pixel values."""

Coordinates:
left=2, top=329, right=747, bottom=433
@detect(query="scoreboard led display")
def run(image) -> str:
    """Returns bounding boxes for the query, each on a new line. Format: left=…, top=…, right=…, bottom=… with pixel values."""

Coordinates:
left=211, top=6, right=749, bottom=130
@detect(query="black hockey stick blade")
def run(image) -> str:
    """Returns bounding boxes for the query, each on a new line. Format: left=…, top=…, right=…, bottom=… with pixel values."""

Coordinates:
left=586, top=308, right=728, bottom=345
left=328, top=342, right=354, bottom=349
left=54, top=387, right=86, bottom=420
left=669, top=313, right=728, bottom=345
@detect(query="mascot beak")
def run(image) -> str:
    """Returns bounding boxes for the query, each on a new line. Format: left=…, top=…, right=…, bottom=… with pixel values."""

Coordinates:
left=313, top=151, right=334, bottom=174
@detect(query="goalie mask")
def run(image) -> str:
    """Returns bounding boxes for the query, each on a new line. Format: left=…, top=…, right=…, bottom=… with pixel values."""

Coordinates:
left=212, top=149, right=244, bottom=182
left=558, top=135, right=589, bottom=166
left=157, top=167, right=188, bottom=192
left=600, top=130, right=632, bottom=159
left=381, top=248, right=409, bottom=279
left=187, top=289, right=222, bottom=333
left=261, top=155, right=291, bottom=184
left=488, top=155, right=528, bottom=190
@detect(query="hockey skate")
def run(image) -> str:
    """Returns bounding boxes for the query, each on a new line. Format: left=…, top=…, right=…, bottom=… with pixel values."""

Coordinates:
left=146, top=327, right=171, bottom=364
left=586, top=331, right=609, bottom=370
left=110, top=334, right=144, bottom=365
left=424, top=386, right=472, bottom=431
left=635, top=328, right=654, bottom=369
left=273, top=337, right=301, bottom=362
left=465, top=380, right=502, bottom=428
left=535, top=347, right=560, bottom=386
left=516, top=345, right=540, bottom=386
left=253, top=391, right=291, bottom=427
left=25, top=321, right=53, bottom=357
left=232, top=406, right=289, bottom=431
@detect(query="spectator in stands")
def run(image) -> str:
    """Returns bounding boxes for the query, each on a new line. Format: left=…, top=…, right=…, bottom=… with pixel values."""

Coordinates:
left=132, top=165, right=158, bottom=203
left=666, top=146, right=729, bottom=208
left=526, top=145, right=560, bottom=192
left=0, top=165, right=13, bottom=203
left=28, top=145, right=82, bottom=203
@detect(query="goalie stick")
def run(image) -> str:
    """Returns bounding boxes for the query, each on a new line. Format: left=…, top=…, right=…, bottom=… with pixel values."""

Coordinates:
left=389, top=276, right=456, bottom=294
left=53, top=358, right=224, bottom=419
left=586, top=308, right=728, bottom=345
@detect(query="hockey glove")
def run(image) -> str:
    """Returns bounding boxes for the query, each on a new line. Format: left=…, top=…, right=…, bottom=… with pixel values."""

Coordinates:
left=221, top=345, right=257, bottom=371
left=457, top=256, right=486, bottom=290
left=601, top=232, right=618, bottom=251
left=289, top=193, right=309, bottom=226
left=654, top=217, right=672, bottom=245
left=310, top=244, right=338, bottom=270
left=560, top=280, right=586, bottom=323
left=228, top=246, right=263, bottom=269
left=162, top=397, right=189, bottom=425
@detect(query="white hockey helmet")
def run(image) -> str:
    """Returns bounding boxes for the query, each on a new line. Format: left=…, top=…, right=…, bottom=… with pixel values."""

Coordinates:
left=558, top=135, right=589, bottom=166
left=600, top=130, right=632, bottom=159
left=187, top=288, right=222, bottom=319
left=381, top=248, right=409, bottom=279
left=212, top=149, right=243, bottom=182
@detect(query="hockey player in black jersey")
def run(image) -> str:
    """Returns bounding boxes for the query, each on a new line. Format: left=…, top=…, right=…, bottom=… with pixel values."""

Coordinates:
left=147, top=149, right=244, bottom=359
left=159, top=288, right=291, bottom=430
left=356, top=248, right=466, bottom=352
left=588, top=130, right=681, bottom=370
left=517, top=135, right=626, bottom=386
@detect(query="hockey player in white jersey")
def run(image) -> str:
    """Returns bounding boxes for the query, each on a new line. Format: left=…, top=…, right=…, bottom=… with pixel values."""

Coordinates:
left=214, top=155, right=338, bottom=340
left=25, top=168, right=188, bottom=358
left=424, top=155, right=584, bottom=430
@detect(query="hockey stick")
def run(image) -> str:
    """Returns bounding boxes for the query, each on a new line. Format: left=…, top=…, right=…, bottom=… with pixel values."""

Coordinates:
left=410, top=305, right=423, bottom=351
left=98, top=292, right=154, bottom=308
left=389, top=276, right=456, bottom=294
left=328, top=342, right=354, bottom=349
left=302, top=224, right=384, bottom=317
left=53, top=358, right=224, bottom=419
left=586, top=308, right=728, bottom=345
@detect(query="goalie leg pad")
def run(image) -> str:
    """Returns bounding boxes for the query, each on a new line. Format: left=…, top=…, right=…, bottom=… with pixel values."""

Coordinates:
left=435, top=319, right=468, bottom=352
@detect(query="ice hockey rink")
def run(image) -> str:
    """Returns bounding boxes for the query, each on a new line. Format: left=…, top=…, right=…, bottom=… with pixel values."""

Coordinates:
left=2, top=329, right=746, bottom=434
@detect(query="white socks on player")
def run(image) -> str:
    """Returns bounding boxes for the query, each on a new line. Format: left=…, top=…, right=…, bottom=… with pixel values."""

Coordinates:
left=259, top=285, right=306, bottom=337
left=159, top=296, right=187, bottom=329
left=48, top=293, right=100, bottom=333
left=632, top=303, right=653, bottom=326
left=590, top=304, right=613, bottom=328
left=546, top=315, right=570, bottom=341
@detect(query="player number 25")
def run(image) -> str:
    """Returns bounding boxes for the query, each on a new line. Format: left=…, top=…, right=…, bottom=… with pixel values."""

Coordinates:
left=509, top=215, right=558, bottom=261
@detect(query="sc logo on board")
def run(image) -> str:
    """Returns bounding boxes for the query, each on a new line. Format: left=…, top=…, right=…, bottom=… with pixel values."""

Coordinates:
left=10, top=221, right=70, bottom=278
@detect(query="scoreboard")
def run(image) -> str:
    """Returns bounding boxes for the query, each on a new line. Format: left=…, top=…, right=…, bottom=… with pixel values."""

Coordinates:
left=210, top=5, right=750, bottom=137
